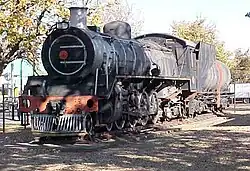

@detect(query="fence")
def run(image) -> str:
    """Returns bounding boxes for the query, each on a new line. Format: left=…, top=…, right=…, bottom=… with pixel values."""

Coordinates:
left=1, top=84, right=29, bottom=133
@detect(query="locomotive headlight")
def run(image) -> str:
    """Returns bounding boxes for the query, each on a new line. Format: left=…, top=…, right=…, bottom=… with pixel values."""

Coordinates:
left=56, top=21, right=69, bottom=30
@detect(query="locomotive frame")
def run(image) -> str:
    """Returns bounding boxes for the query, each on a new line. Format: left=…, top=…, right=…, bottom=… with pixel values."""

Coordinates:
left=18, top=6, right=232, bottom=138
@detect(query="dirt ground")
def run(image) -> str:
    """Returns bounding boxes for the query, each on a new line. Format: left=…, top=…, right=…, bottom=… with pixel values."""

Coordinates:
left=0, top=104, right=250, bottom=171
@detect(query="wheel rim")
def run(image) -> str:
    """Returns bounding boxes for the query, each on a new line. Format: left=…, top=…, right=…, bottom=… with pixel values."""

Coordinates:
left=115, top=120, right=125, bottom=130
left=112, top=91, right=124, bottom=130
left=128, top=119, right=138, bottom=128
left=127, top=93, right=138, bottom=128
left=149, top=92, right=158, bottom=115
left=149, top=91, right=159, bottom=124
left=85, top=113, right=93, bottom=134
left=106, top=122, right=113, bottom=132
left=115, top=116, right=126, bottom=130
left=139, top=92, right=150, bottom=126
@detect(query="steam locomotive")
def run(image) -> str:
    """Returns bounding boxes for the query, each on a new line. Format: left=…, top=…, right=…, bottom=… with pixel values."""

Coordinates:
left=19, top=6, right=232, bottom=137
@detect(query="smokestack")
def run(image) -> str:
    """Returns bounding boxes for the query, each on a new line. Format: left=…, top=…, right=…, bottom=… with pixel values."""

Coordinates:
left=69, top=6, right=88, bottom=29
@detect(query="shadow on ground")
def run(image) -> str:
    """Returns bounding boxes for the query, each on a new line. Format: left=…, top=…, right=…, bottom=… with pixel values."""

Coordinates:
left=215, top=114, right=250, bottom=127
left=0, top=110, right=250, bottom=171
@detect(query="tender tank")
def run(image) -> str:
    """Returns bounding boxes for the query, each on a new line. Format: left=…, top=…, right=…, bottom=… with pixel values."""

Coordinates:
left=201, top=60, right=231, bottom=91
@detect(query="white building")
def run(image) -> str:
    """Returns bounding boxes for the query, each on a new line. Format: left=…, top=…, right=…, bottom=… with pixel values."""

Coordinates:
left=0, top=58, right=47, bottom=99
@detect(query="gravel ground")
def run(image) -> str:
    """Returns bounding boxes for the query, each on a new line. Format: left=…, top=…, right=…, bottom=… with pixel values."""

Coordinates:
left=0, top=104, right=250, bottom=171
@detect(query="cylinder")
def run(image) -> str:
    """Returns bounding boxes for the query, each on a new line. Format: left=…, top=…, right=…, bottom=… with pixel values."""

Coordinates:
left=69, top=7, right=88, bottom=29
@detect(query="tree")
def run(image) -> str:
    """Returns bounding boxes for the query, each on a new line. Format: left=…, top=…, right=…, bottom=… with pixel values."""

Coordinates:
left=0, top=0, right=144, bottom=76
left=230, top=49, right=250, bottom=83
left=58, top=0, right=144, bottom=35
left=87, top=0, right=144, bottom=37
left=171, top=16, right=232, bottom=67
left=35, top=0, right=144, bottom=74
left=0, top=0, right=69, bottom=76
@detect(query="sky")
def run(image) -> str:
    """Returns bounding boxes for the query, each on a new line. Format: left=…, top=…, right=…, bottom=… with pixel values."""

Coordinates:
left=127, top=0, right=250, bottom=52
left=2, top=0, right=250, bottom=88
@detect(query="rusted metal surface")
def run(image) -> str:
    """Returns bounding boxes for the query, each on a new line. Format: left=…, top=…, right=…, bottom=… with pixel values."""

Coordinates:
left=18, top=95, right=98, bottom=114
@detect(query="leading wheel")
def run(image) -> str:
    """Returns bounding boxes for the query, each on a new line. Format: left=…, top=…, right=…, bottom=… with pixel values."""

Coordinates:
left=103, top=102, right=114, bottom=132
left=85, top=113, right=94, bottom=135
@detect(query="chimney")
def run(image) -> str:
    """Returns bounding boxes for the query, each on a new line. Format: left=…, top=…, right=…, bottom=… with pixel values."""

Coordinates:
left=69, top=6, right=88, bottom=29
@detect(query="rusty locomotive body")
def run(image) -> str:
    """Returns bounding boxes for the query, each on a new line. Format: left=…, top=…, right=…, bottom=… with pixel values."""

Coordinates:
left=19, top=7, right=232, bottom=136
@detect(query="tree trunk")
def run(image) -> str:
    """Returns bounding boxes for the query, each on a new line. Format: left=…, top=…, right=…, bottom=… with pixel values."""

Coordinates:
left=0, top=62, right=7, bottom=76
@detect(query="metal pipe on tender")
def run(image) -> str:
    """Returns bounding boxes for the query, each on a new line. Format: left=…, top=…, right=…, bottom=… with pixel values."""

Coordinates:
left=69, top=6, right=88, bottom=29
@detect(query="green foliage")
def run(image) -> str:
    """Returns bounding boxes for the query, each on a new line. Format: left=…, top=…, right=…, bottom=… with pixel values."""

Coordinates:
left=172, top=18, right=216, bottom=44
left=0, top=0, right=69, bottom=75
left=230, top=49, right=250, bottom=83
left=0, top=0, right=143, bottom=75
left=215, top=42, right=233, bottom=68
left=171, top=17, right=232, bottom=67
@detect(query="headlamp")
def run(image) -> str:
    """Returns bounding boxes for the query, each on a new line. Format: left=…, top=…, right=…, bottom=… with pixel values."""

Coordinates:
left=56, top=21, right=69, bottom=30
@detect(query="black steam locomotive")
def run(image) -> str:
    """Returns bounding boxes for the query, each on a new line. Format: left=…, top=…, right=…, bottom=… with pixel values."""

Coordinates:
left=19, top=7, right=232, bottom=136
